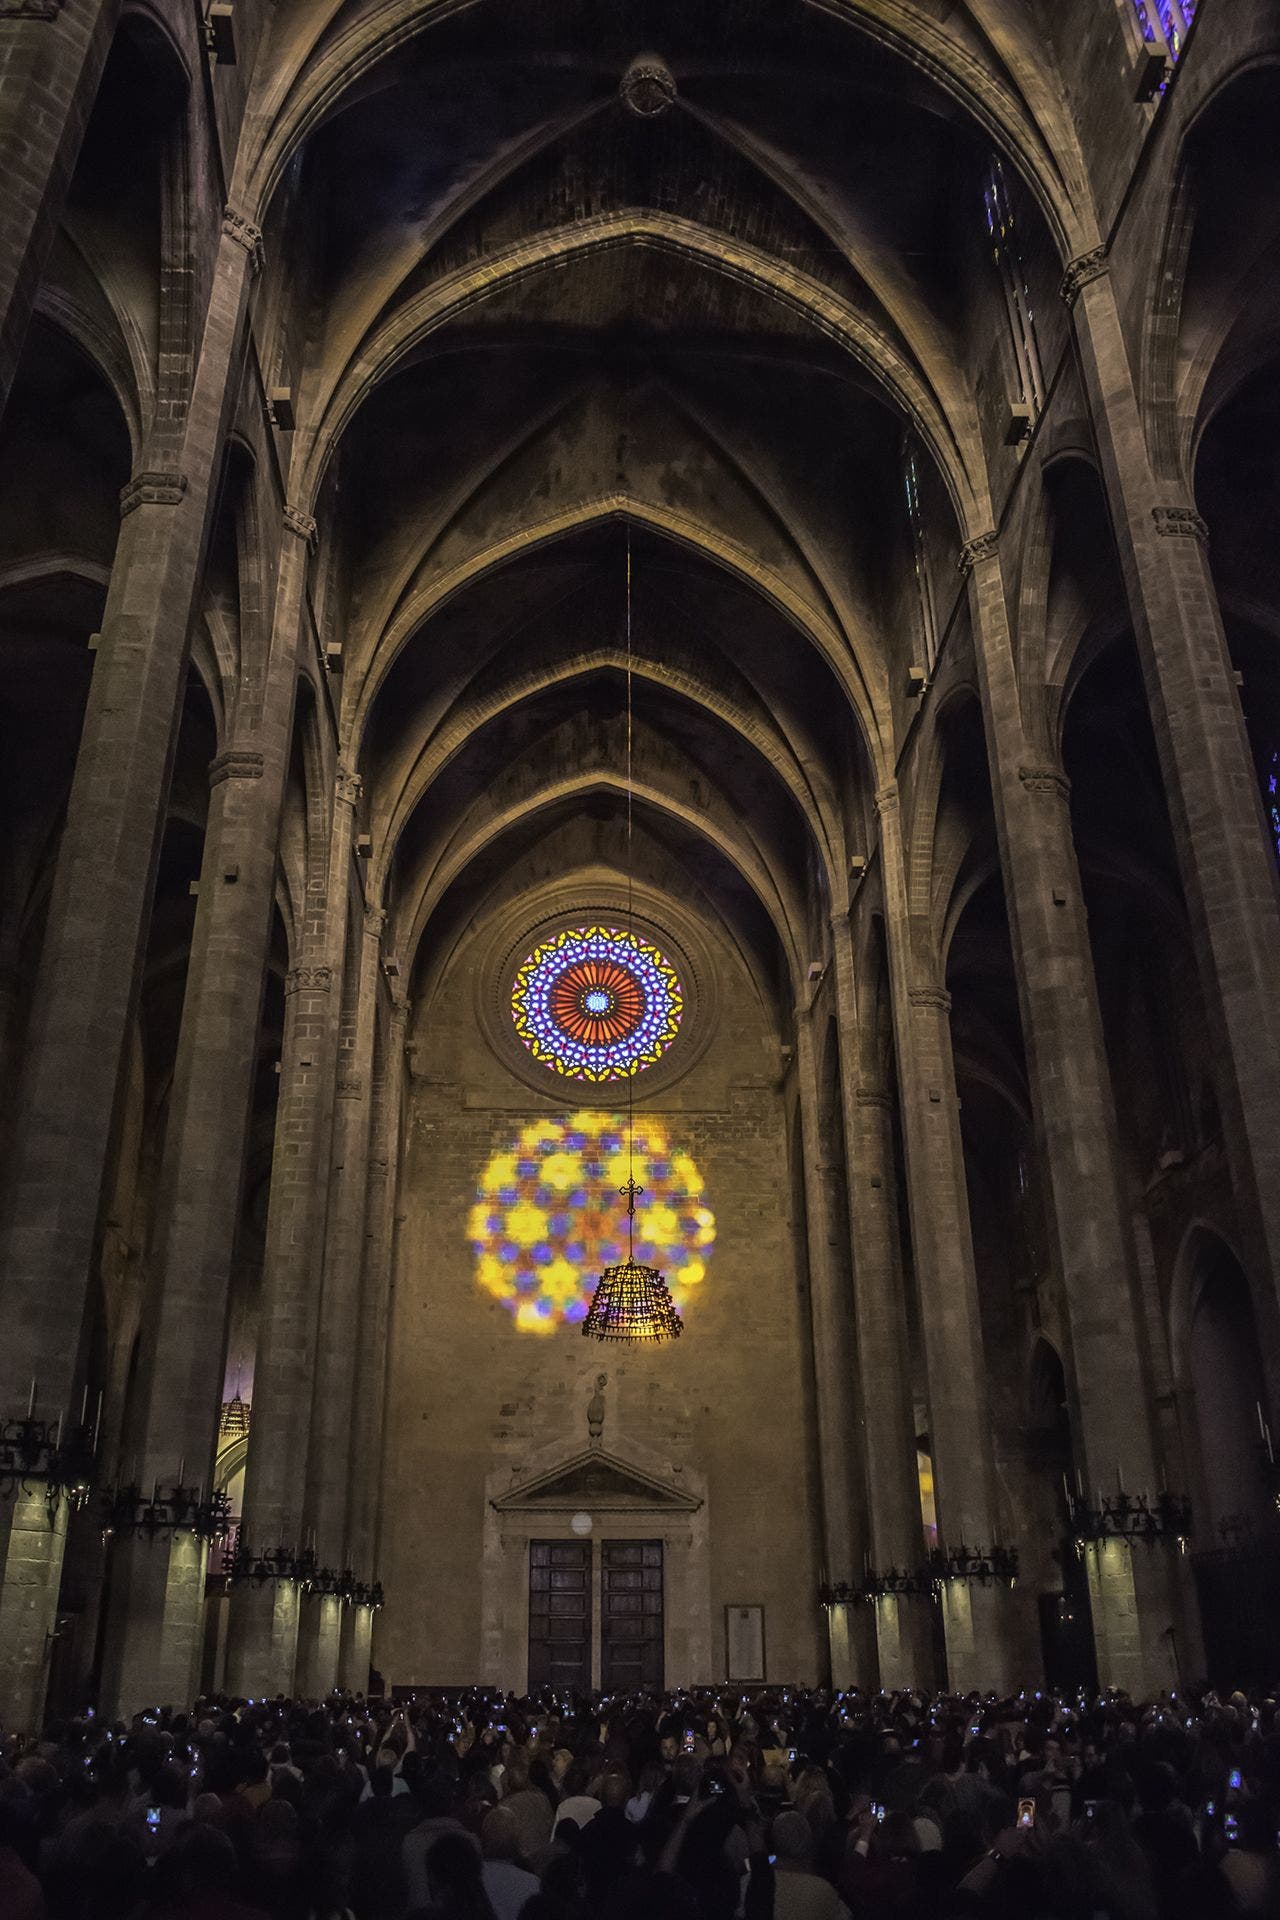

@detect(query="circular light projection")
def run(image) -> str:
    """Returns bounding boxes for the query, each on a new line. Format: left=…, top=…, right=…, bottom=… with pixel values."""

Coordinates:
left=512, top=926, right=682, bottom=1082
left=468, top=1110, right=715, bottom=1335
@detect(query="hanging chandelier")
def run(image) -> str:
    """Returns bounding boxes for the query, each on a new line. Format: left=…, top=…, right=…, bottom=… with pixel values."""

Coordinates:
left=583, top=1177, right=683, bottom=1343
left=582, top=529, right=683, bottom=1346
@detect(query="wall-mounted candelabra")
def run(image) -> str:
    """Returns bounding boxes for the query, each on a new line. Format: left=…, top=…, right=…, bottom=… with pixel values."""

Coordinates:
left=225, top=1531, right=382, bottom=1606
left=310, top=1565, right=386, bottom=1607
left=923, top=1541, right=1019, bottom=1588
left=0, top=1386, right=101, bottom=1516
left=228, top=1536, right=303, bottom=1585
left=103, top=1480, right=231, bottom=1543
left=1063, top=1483, right=1190, bottom=1552
left=820, top=1542, right=1018, bottom=1608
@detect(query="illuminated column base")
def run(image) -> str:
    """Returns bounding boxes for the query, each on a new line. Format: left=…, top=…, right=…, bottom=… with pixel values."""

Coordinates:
left=826, top=1602, right=855, bottom=1690
left=295, top=1591, right=342, bottom=1699
left=225, top=1579, right=301, bottom=1701
left=100, top=1531, right=208, bottom=1722
left=873, top=1593, right=936, bottom=1691
left=939, top=1581, right=1016, bottom=1695
left=824, top=1601, right=876, bottom=1690
left=338, top=1602, right=373, bottom=1695
left=1083, top=1539, right=1181, bottom=1697
left=0, top=1487, right=69, bottom=1734
left=203, top=1587, right=230, bottom=1696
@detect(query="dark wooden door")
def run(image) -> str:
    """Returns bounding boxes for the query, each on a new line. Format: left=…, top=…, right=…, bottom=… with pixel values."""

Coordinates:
left=601, top=1540, right=664, bottom=1692
left=528, top=1541, right=592, bottom=1692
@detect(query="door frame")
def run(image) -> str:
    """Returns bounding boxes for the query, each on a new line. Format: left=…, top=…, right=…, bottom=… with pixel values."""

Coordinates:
left=485, top=1439, right=709, bottom=1692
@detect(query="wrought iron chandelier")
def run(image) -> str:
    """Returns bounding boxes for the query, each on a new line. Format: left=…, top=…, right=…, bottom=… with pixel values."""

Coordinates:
left=583, top=1176, right=683, bottom=1344
left=582, top=530, right=683, bottom=1346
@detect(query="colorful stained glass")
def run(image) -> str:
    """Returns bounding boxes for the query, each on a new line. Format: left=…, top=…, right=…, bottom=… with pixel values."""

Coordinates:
left=468, top=1110, right=715, bottom=1334
left=512, top=925, right=682, bottom=1082
left=1267, top=747, right=1280, bottom=866
left=1132, top=0, right=1195, bottom=58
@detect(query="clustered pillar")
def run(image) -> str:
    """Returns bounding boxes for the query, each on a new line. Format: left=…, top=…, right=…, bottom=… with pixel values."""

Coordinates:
left=1063, top=254, right=1280, bottom=1353
left=0, top=210, right=268, bottom=1728
left=794, top=1007, right=873, bottom=1689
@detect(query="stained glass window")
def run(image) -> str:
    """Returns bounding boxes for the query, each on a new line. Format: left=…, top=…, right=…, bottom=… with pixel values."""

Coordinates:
left=1131, top=0, right=1196, bottom=59
left=469, top=1111, right=715, bottom=1334
left=512, top=925, right=683, bottom=1082
left=983, top=157, right=1046, bottom=418
left=1267, top=747, right=1280, bottom=867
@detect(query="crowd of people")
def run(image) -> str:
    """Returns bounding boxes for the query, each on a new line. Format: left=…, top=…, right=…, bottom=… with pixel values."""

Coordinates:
left=1, top=1680, right=1278, bottom=1919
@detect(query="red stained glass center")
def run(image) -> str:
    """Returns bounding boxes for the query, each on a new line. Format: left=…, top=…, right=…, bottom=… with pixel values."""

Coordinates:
left=549, top=958, right=645, bottom=1047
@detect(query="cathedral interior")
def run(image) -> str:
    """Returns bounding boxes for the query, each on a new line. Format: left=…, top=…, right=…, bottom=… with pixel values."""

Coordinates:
left=1, top=0, right=1280, bottom=1733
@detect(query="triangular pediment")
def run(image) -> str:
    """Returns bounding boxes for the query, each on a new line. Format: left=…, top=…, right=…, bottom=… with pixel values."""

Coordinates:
left=493, top=1447, right=701, bottom=1513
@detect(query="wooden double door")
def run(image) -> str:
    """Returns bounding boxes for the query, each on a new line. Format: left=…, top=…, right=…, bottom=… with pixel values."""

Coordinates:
left=528, top=1538, right=664, bottom=1691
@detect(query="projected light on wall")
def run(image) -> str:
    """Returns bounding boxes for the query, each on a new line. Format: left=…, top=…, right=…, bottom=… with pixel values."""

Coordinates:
left=469, top=1110, right=715, bottom=1335
left=511, top=926, right=682, bottom=1082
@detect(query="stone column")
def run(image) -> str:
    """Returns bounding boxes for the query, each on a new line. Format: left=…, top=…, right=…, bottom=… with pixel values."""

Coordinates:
left=959, top=528, right=1181, bottom=1695
left=1064, top=253, right=1280, bottom=1347
left=339, top=990, right=409, bottom=1693
left=0, top=210, right=263, bottom=1732
left=876, top=784, right=1016, bottom=1693
left=226, top=762, right=360, bottom=1698
left=829, top=914, right=934, bottom=1687
left=0, top=0, right=120, bottom=417
left=793, top=1006, right=872, bottom=1689
left=96, top=510, right=310, bottom=1721
left=0, top=1488, right=69, bottom=1737
left=296, top=896, right=382, bottom=1697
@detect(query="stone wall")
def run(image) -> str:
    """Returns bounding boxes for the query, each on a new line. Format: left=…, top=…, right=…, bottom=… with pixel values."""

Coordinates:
left=379, top=916, right=825, bottom=1687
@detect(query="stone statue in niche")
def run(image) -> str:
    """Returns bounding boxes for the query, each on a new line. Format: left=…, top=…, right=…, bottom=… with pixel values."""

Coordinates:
left=587, top=1373, right=608, bottom=1446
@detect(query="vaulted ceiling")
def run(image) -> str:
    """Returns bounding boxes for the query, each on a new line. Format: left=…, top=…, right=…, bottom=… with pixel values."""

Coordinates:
left=245, top=0, right=1093, bottom=1019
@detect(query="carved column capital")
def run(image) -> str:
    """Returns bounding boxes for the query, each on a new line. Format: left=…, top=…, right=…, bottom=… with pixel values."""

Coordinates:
left=1017, top=763, right=1072, bottom=800
left=1152, top=506, right=1209, bottom=543
left=335, top=766, right=363, bottom=808
left=0, top=0, right=62, bottom=18
left=874, top=782, right=899, bottom=818
left=283, top=504, right=317, bottom=548
left=337, top=1075, right=362, bottom=1099
left=364, top=904, right=387, bottom=939
left=222, top=206, right=264, bottom=277
left=285, top=964, right=333, bottom=996
left=908, top=985, right=952, bottom=1013
left=120, top=470, right=188, bottom=517
left=209, top=749, right=265, bottom=788
left=1059, top=248, right=1109, bottom=306
left=958, top=530, right=999, bottom=576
